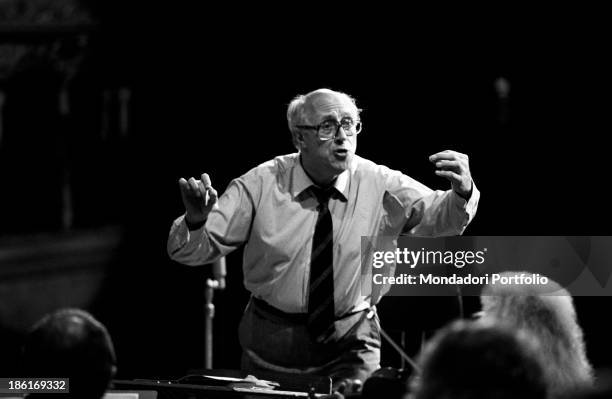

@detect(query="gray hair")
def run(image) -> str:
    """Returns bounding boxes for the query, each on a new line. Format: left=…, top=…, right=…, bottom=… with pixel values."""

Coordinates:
left=411, top=319, right=548, bottom=399
left=286, top=88, right=360, bottom=150
left=480, top=271, right=593, bottom=396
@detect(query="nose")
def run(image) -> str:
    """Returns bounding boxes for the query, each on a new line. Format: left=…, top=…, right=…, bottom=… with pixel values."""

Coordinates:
left=334, top=125, right=349, bottom=142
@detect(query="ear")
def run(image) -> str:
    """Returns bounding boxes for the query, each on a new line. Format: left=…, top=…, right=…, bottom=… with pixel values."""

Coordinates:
left=293, top=131, right=306, bottom=149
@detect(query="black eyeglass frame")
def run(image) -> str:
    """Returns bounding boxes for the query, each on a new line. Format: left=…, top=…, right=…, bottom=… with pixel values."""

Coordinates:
left=295, top=117, right=362, bottom=141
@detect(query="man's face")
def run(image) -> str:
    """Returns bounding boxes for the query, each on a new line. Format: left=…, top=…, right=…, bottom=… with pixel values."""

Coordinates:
left=299, top=91, right=358, bottom=183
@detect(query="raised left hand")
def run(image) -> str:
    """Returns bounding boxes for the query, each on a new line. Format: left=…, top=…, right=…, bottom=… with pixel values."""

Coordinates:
left=429, top=150, right=473, bottom=199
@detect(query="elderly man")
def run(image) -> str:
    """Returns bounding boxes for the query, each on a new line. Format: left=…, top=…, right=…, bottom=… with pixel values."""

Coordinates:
left=167, top=88, right=479, bottom=389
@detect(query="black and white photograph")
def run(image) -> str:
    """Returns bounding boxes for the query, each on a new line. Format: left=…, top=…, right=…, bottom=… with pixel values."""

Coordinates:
left=1, top=2, right=611, bottom=398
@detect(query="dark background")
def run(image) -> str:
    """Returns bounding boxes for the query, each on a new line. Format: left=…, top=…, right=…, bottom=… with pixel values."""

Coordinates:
left=1, top=2, right=610, bottom=380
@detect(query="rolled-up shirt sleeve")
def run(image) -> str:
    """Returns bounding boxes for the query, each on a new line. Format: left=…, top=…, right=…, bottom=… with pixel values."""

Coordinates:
left=382, top=166, right=480, bottom=237
left=405, top=184, right=479, bottom=236
left=167, top=178, right=255, bottom=266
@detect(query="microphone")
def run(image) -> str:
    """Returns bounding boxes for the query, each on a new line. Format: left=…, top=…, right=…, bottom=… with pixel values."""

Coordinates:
left=204, top=257, right=226, bottom=368
left=212, top=257, right=226, bottom=290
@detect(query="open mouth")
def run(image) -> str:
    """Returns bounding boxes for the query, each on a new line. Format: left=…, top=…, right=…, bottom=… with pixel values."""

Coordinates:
left=333, top=148, right=350, bottom=161
left=334, top=148, right=349, bottom=156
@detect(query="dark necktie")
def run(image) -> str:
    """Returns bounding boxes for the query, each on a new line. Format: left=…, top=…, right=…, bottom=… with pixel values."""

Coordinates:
left=307, top=186, right=336, bottom=342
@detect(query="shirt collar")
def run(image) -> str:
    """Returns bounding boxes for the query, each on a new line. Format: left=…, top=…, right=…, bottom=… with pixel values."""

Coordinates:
left=292, top=155, right=349, bottom=201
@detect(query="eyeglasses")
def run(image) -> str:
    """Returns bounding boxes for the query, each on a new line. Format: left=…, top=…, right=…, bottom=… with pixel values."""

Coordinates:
left=296, top=117, right=362, bottom=141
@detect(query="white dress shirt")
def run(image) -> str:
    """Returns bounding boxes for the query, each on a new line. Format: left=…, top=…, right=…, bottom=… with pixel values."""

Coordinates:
left=168, top=153, right=479, bottom=317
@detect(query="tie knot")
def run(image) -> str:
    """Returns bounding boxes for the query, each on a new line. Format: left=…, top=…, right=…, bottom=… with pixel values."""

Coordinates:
left=311, top=185, right=335, bottom=205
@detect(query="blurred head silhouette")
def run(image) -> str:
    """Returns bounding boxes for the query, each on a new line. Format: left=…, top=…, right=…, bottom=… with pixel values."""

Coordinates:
left=479, top=271, right=593, bottom=396
left=22, top=308, right=117, bottom=399
left=409, top=319, right=548, bottom=399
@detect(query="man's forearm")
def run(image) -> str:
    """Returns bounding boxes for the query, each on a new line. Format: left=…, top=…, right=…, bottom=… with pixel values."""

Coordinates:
left=406, top=184, right=480, bottom=237
left=167, top=215, right=216, bottom=265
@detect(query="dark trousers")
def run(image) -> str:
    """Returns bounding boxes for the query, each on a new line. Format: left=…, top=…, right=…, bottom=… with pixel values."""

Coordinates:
left=239, top=297, right=381, bottom=387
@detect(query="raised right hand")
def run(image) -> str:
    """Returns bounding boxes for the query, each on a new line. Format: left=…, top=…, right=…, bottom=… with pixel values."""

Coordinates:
left=178, top=173, right=218, bottom=226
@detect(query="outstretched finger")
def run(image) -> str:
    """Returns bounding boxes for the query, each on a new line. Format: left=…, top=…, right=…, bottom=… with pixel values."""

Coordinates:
left=429, top=150, right=461, bottom=162
left=178, top=177, right=189, bottom=191
left=435, top=169, right=462, bottom=184
left=197, top=179, right=207, bottom=199
left=435, top=160, right=461, bottom=170
left=201, top=173, right=212, bottom=189
left=178, top=178, right=192, bottom=200
left=188, top=177, right=201, bottom=197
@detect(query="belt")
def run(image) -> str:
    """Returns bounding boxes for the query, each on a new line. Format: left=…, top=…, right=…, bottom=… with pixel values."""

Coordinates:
left=250, top=297, right=373, bottom=324
left=251, top=296, right=309, bottom=324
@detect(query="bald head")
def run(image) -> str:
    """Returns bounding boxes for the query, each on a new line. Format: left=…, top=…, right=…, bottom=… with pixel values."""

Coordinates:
left=287, top=88, right=360, bottom=148
left=303, top=89, right=359, bottom=122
